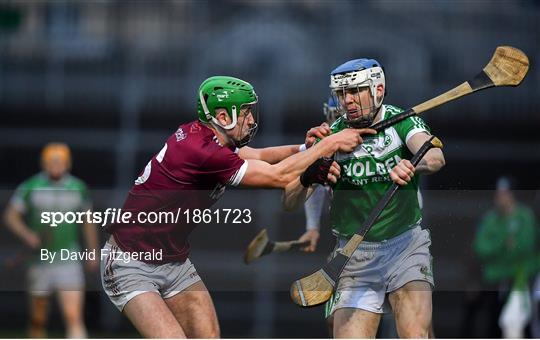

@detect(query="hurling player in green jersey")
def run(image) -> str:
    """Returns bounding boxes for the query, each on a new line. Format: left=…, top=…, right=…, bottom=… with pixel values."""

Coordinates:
left=284, top=58, right=445, bottom=338
left=297, top=97, right=397, bottom=338
left=4, top=143, right=98, bottom=338
left=474, top=177, right=537, bottom=338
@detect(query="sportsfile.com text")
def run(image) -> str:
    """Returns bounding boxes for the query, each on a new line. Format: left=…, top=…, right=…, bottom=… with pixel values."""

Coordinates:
left=40, top=208, right=253, bottom=227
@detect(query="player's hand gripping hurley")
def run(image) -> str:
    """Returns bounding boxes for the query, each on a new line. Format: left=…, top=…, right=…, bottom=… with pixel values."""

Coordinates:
left=370, top=46, right=528, bottom=132
left=246, top=46, right=526, bottom=267
left=290, top=136, right=443, bottom=307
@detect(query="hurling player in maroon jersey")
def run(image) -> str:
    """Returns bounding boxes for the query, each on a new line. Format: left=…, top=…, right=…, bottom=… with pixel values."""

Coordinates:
left=101, top=76, right=374, bottom=338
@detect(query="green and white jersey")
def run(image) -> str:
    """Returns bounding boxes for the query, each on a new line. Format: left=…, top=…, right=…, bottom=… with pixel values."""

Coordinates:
left=10, top=173, right=91, bottom=259
left=330, top=104, right=430, bottom=241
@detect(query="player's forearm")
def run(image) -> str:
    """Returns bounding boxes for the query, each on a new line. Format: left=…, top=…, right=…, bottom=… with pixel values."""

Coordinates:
left=415, top=149, right=445, bottom=175
left=4, top=207, right=34, bottom=244
left=282, top=178, right=308, bottom=211
left=272, top=136, right=338, bottom=186
left=258, top=145, right=302, bottom=164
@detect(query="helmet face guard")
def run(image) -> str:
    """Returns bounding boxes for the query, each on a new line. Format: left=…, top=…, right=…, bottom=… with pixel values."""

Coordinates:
left=329, top=59, right=385, bottom=128
left=331, top=85, right=378, bottom=128
left=234, top=102, right=259, bottom=147
left=197, top=76, right=259, bottom=146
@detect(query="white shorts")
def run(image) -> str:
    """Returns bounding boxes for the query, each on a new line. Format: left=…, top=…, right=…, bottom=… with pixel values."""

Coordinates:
left=101, top=242, right=201, bottom=311
left=329, top=226, right=434, bottom=315
left=28, top=262, right=85, bottom=296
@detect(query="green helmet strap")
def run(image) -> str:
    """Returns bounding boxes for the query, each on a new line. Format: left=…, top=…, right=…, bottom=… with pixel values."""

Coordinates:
left=199, top=90, right=238, bottom=130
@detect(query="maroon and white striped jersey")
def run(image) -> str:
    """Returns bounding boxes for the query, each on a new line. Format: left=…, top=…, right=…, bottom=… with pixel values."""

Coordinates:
left=109, top=121, right=247, bottom=264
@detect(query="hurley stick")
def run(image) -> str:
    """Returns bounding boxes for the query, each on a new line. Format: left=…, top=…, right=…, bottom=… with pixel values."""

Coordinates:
left=244, top=229, right=310, bottom=264
left=371, top=46, right=529, bottom=132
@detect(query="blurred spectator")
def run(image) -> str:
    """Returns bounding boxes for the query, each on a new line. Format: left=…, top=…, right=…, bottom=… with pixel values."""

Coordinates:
left=473, top=176, right=537, bottom=338
left=3, top=142, right=98, bottom=338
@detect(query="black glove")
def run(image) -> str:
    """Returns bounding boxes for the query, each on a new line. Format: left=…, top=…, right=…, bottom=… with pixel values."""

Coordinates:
left=300, top=157, right=334, bottom=188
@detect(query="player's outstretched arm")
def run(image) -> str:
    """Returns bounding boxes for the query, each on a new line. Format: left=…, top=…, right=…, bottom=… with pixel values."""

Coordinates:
left=237, top=123, right=332, bottom=164
left=238, top=145, right=301, bottom=164
left=240, top=128, right=373, bottom=188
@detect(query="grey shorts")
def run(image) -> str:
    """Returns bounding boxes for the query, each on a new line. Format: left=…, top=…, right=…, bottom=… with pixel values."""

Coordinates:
left=328, top=226, right=434, bottom=315
left=28, top=262, right=85, bottom=296
left=101, top=242, right=201, bottom=311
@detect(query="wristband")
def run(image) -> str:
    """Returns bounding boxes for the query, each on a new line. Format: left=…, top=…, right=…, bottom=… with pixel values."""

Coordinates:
left=300, top=157, right=333, bottom=188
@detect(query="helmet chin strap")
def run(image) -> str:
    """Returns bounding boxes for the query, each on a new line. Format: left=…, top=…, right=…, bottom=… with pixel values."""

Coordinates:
left=210, top=119, right=254, bottom=148
left=210, top=121, right=237, bottom=147
left=346, top=105, right=382, bottom=128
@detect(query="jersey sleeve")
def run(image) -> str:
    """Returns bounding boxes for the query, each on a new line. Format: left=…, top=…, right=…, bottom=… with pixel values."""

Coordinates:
left=9, top=181, right=31, bottom=213
left=391, top=107, right=431, bottom=143
left=330, top=116, right=347, bottom=134
left=304, top=185, right=329, bottom=230
left=201, top=148, right=248, bottom=187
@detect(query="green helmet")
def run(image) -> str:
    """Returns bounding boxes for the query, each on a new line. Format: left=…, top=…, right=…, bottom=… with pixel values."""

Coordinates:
left=197, top=76, right=259, bottom=147
left=197, top=76, right=258, bottom=128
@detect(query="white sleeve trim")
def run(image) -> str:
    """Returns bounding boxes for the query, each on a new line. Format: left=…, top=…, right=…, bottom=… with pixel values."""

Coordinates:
left=229, top=161, right=248, bottom=186
left=234, top=147, right=240, bottom=154
left=405, top=128, right=430, bottom=144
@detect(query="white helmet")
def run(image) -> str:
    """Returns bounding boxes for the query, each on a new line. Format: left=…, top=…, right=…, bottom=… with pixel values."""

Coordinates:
left=330, top=58, right=385, bottom=127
